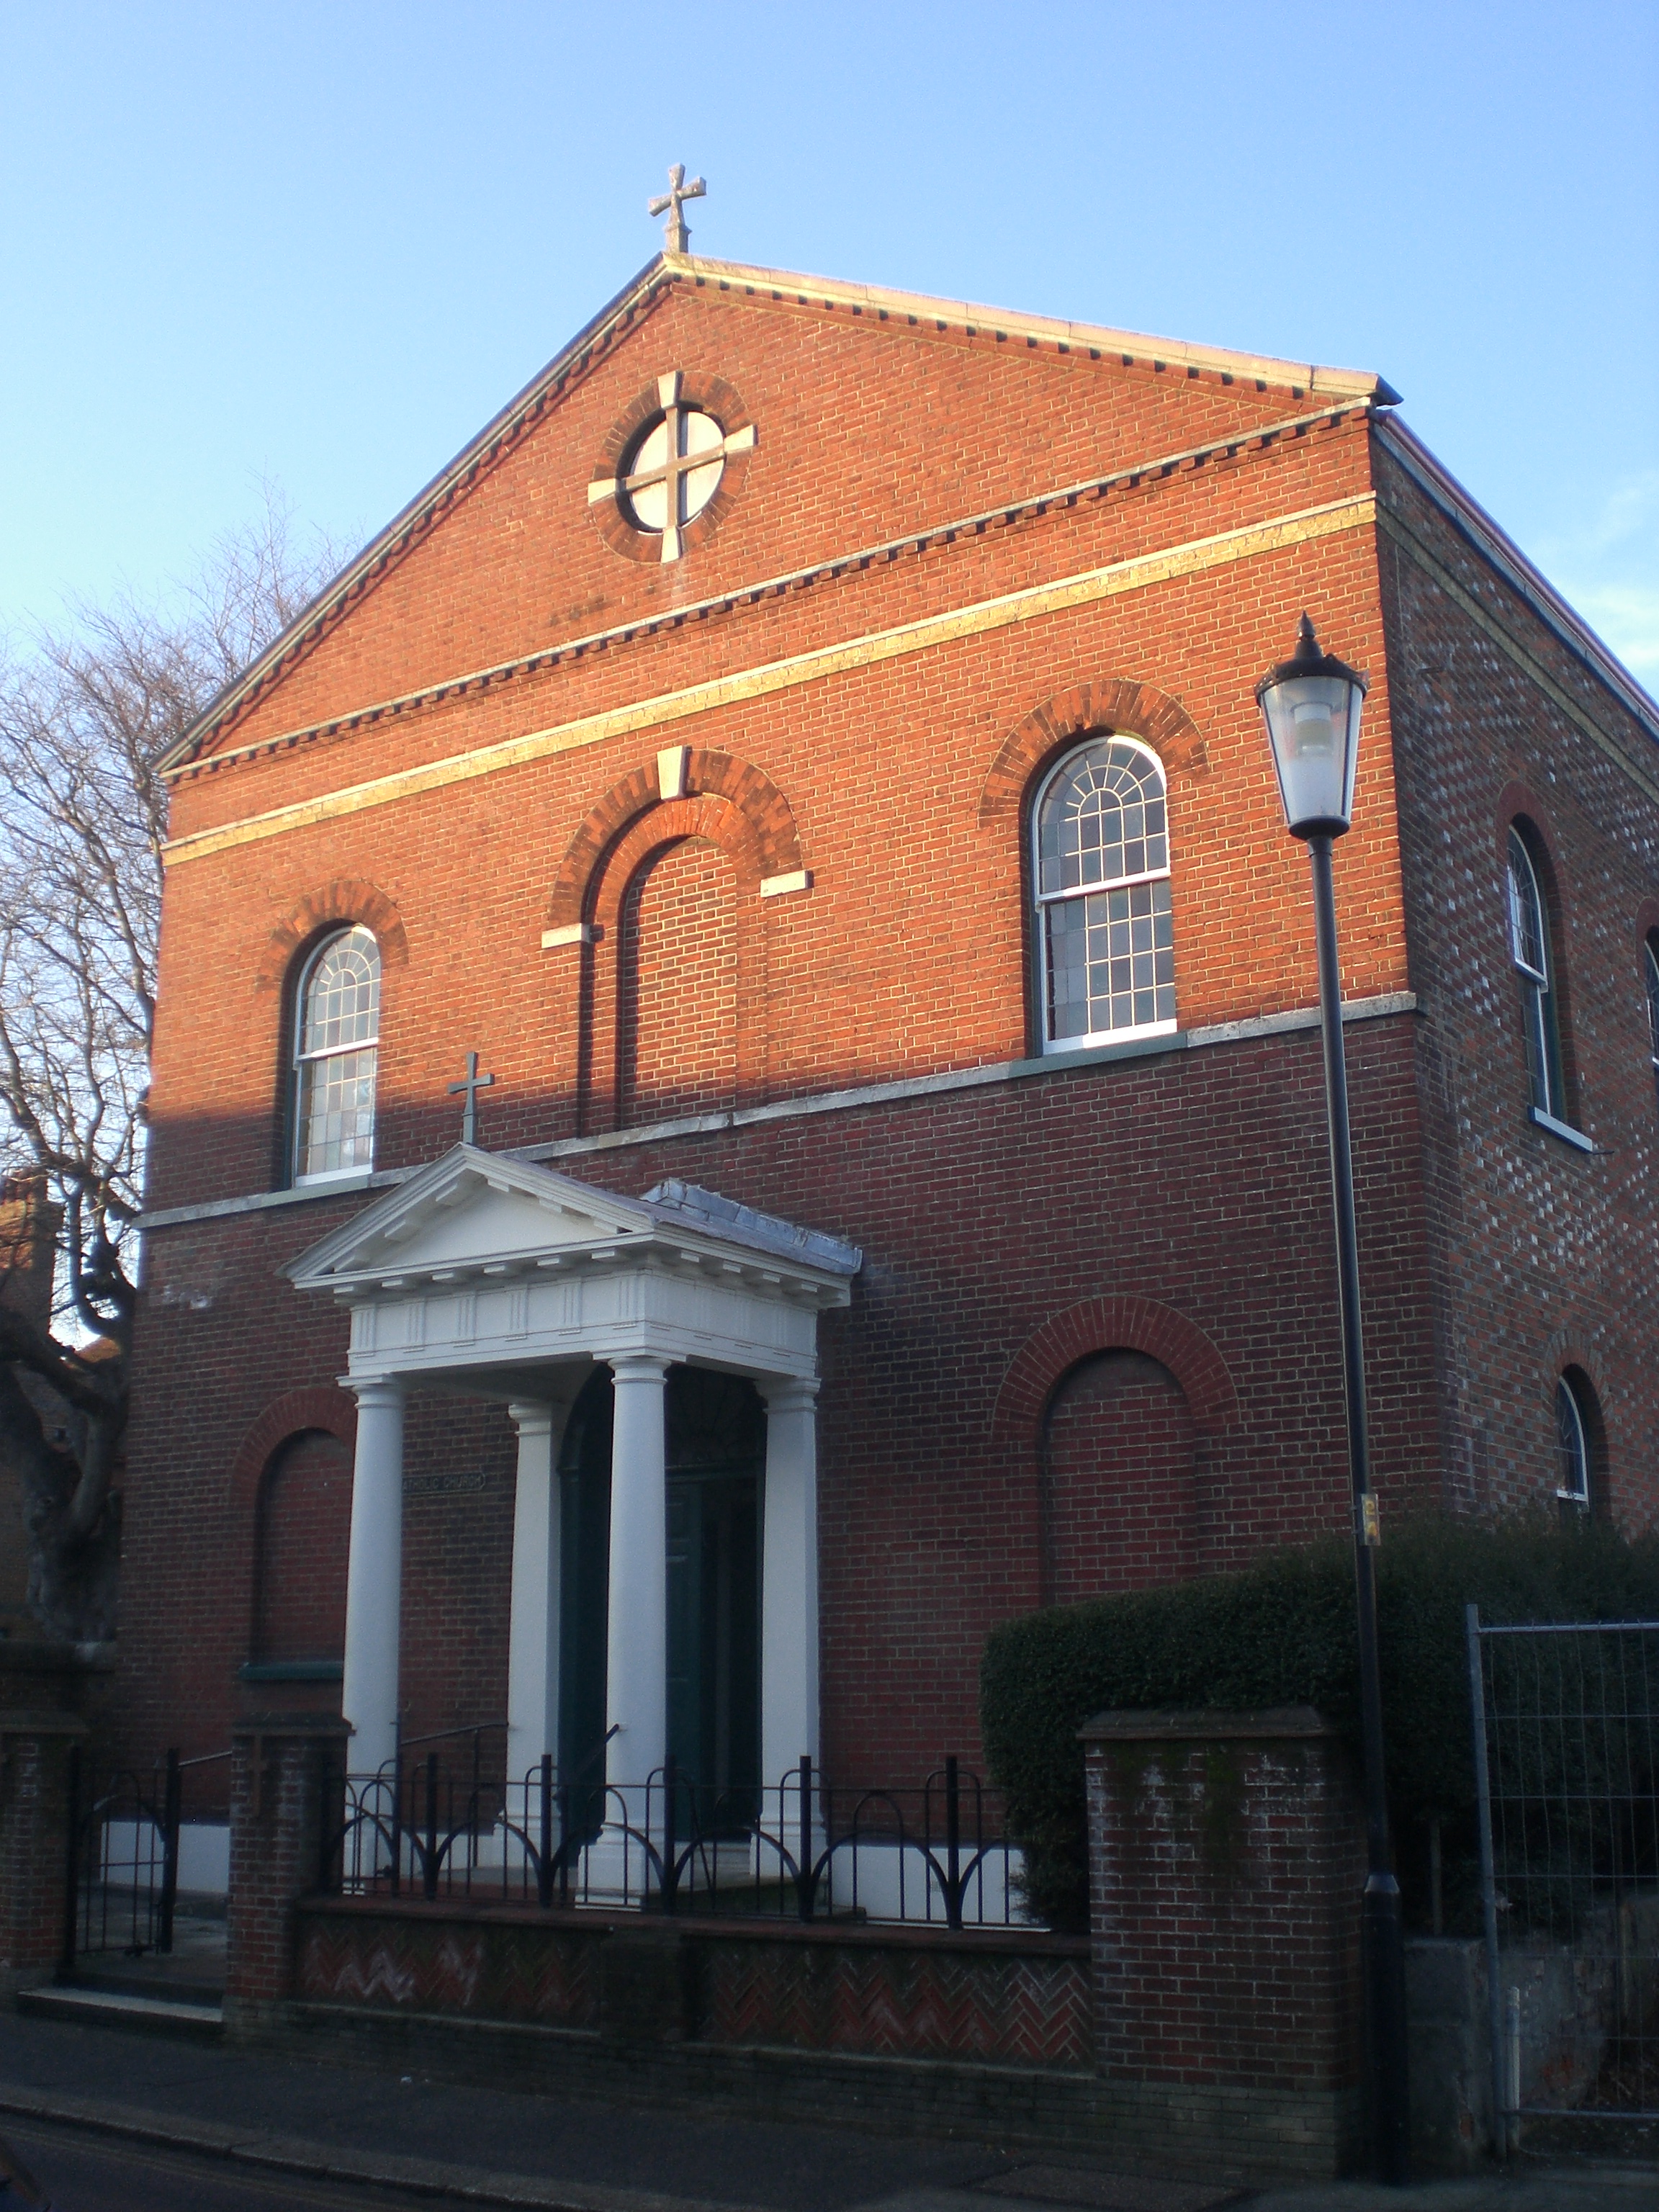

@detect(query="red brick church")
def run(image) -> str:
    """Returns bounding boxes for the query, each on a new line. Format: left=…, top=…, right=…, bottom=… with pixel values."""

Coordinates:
left=117, top=225, right=1659, bottom=1837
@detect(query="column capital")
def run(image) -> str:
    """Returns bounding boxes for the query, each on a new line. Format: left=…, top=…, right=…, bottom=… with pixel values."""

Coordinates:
left=608, top=1354, right=671, bottom=1385
left=343, top=1375, right=403, bottom=1411
left=508, top=1400, right=557, bottom=1437
left=757, top=1375, right=820, bottom=1413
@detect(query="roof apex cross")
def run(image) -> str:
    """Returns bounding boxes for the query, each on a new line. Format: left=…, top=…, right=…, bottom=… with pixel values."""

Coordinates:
left=649, top=163, right=706, bottom=255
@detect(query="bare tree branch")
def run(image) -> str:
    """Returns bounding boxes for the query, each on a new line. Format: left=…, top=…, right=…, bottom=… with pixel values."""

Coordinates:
left=0, top=487, right=346, bottom=1639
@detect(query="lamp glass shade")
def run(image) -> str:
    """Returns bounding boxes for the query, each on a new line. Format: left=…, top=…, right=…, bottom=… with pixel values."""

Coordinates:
left=1256, top=619, right=1367, bottom=837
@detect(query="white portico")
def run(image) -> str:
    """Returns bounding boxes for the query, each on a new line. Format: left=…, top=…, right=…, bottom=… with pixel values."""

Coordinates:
left=284, top=1146, right=858, bottom=1805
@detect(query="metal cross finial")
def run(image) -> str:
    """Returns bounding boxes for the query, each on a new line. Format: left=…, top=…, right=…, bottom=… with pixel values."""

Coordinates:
left=649, top=164, right=705, bottom=255
left=448, top=1051, right=495, bottom=1146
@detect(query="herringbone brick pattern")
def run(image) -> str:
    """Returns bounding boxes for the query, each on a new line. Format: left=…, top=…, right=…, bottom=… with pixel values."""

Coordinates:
left=297, top=1914, right=600, bottom=2026
left=701, top=1939, right=1092, bottom=2066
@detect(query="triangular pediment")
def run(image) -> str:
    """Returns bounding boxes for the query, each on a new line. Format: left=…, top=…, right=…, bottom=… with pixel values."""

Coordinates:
left=163, top=251, right=1397, bottom=777
left=283, top=1146, right=860, bottom=1299
left=283, top=1146, right=656, bottom=1289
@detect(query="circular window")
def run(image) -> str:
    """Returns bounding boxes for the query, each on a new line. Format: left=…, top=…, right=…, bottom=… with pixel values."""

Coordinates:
left=588, top=374, right=756, bottom=565
left=623, top=408, right=726, bottom=536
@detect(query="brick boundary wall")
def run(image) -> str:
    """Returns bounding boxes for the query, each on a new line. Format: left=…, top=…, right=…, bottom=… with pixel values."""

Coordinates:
left=295, top=1897, right=1094, bottom=2067
left=0, top=1716, right=84, bottom=2003
left=223, top=1714, right=349, bottom=2036
left=1082, top=1707, right=1367, bottom=2176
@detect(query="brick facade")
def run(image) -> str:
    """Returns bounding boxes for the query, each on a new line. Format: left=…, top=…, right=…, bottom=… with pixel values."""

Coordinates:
left=116, top=253, right=1659, bottom=1790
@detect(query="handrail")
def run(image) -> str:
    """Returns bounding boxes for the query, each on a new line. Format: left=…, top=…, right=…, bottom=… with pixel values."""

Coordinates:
left=397, top=1719, right=508, bottom=1751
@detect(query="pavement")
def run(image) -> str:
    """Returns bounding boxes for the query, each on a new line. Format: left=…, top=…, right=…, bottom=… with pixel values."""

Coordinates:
left=1, top=2010, right=1656, bottom=2212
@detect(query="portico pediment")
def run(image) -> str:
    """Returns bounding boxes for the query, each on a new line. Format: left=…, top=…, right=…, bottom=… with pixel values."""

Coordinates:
left=282, top=1146, right=859, bottom=1390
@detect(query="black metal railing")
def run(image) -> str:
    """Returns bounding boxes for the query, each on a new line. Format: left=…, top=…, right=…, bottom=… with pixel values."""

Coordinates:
left=320, top=1748, right=1026, bottom=1928
left=62, top=1744, right=231, bottom=1967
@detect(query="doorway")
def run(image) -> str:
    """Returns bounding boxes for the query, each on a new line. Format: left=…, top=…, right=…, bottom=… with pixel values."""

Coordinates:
left=557, top=1364, right=763, bottom=1818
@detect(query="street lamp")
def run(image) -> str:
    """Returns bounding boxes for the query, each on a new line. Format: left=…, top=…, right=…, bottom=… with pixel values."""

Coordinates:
left=1256, top=613, right=1410, bottom=2185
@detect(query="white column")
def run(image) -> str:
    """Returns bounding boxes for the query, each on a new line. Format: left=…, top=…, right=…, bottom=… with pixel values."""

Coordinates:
left=505, top=1400, right=571, bottom=1775
left=604, top=1356, right=670, bottom=1803
left=341, top=1378, right=405, bottom=1777
left=759, top=1378, right=820, bottom=1785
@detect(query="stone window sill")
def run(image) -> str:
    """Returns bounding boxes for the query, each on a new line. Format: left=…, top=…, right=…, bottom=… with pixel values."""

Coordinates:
left=1529, top=1107, right=1595, bottom=1154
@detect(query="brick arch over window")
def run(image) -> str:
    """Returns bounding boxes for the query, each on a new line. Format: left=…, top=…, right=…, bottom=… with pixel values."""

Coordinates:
left=254, top=882, right=409, bottom=996
left=564, top=778, right=797, bottom=1133
left=990, top=1295, right=1238, bottom=1455
left=544, top=750, right=804, bottom=933
left=615, top=835, right=741, bottom=1128
left=251, top=1429, right=353, bottom=1663
left=1043, top=1352, right=1198, bottom=1601
left=1540, top=1326, right=1614, bottom=1417
left=977, top=680, right=1210, bottom=830
left=228, top=1387, right=357, bottom=1511
left=227, top=1387, right=358, bottom=1660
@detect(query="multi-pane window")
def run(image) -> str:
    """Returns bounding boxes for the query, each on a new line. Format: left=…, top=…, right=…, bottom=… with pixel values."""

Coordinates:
left=1555, top=1376, right=1591, bottom=1511
left=292, top=927, right=380, bottom=1183
left=1035, top=737, right=1176, bottom=1049
left=1506, top=829, right=1566, bottom=1123
left=1645, top=935, right=1659, bottom=1119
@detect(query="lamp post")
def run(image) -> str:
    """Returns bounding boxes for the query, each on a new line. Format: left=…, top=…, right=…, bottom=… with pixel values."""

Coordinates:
left=1256, top=613, right=1410, bottom=2185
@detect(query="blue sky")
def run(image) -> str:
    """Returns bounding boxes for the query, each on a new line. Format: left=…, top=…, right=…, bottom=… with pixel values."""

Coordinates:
left=2, top=2, right=1655, bottom=681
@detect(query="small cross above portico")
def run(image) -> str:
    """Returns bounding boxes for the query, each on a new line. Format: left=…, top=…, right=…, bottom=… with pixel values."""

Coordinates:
left=448, top=1051, right=496, bottom=1146
left=649, top=164, right=705, bottom=254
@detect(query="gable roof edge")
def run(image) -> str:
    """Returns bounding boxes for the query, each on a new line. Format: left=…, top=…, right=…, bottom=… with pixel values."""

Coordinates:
left=1375, top=415, right=1659, bottom=750
left=159, top=255, right=673, bottom=774
left=164, top=248, right=1399, bottom=775
left=674, top=253, right=1401, bottom=407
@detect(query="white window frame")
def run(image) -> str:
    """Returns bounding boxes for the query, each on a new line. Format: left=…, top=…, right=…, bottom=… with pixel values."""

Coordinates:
left=1645, top=935, right=1659, bottom=1118
left=1555, top=1375, right=1591, bottom=1510
left=292, top=926, right=381, bottom=1187
left=1506, top=829, right=1569, bottom=1128
left=1033, top=735, right=1177, bottom=1056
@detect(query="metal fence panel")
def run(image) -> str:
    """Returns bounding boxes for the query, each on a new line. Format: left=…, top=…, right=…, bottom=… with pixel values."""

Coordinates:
left=320, top=1749, right=1030, bottom=1929
left=1467, top=1606, right=1659, bottom=2146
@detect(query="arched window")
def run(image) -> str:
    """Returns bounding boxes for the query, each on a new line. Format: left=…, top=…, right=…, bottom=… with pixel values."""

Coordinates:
left=1034, top=737, right=1175, bottom=1050
left=292, top=925, right=380, bottom=1183
left=1645, top=934, right=1659, bottom=1119
left=1506, top=828, right=1567, bottom=1123
left=1555, top=1372, right=1596, bottom=1516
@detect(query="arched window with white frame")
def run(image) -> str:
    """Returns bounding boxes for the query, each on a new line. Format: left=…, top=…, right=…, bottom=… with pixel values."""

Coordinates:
left=1506, top=827, right=1567, bottom=1124
left=1033, top=736, right=1175, bottom=1051
left=292, top=925, right=381, bottom=1184
left=1554, top=1370, right=1601, bottom=1519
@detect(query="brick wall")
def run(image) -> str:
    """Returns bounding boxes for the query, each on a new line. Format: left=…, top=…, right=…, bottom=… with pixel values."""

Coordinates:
left=1044, top=1353, right=1197, bottom=1604
left=295, top=1895, right=1092, bottom=2068
left=617, top=837, right=739, bottom=1128
left=252, top=1431, right=351, bottom=1663
left=1084, top=1707, right=1365, bottom=2169
left=0, top=1719, right=83, bottom=2000
left=1377, top=439, right=1659, bottom=1527
left=0, top=1175, right=62, bottom=1640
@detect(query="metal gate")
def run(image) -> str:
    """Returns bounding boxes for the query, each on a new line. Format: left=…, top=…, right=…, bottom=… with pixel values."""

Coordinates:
left=1467, top=1607, right=1659, bottom=2148
left=61, top=1745, right=228, bottom=1965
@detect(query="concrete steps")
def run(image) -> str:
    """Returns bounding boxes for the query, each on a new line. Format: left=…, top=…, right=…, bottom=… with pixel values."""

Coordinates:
left=17, top=1980, right=222, bottom=2040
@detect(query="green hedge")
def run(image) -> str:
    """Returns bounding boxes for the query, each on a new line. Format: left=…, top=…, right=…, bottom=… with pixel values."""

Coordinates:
left=979, top=1514, right=1659, bottom=1930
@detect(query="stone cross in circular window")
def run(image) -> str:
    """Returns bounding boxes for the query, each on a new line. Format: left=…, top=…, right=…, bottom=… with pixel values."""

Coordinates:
left=588, top=372, right=757, bottom=562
